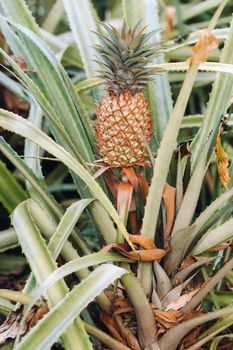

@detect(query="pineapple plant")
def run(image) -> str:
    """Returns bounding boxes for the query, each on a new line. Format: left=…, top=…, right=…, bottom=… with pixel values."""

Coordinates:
left=0, top=1, right=232, bottom=350
left=95, top=21, right=155, bottom=167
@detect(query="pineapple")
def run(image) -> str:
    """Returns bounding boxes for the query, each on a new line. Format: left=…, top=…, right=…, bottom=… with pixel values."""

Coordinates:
left=95, top=21, right=159, bottom=167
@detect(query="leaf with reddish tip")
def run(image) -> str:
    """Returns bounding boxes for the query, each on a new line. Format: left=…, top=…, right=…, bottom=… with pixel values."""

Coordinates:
left=103, top=171, right=120, bottom=198
left=122, top=168, right=139, bottom=188
left=93, top=166, right=110, bottom=179
left=137, top=173, right=149, bottom=200
left=117, top=182, right=134, bottom=226
left=100, top=313, right=125, bottom=344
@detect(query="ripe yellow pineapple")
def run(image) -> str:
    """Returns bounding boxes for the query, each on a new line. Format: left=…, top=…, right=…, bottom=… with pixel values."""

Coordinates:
left=95, top=21, right=158, bottom=167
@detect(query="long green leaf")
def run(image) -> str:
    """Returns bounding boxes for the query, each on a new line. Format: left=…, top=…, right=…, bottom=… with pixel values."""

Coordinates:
left=0, top=0, right=40, bottom=36
left=141, top=64, right=199, bottom=240
left=28, top=252, right=132, bottom=312
left=0, top=16, right=95, bottom=163
left=64, top=0, right=99, bottom=78
left=15, top=265, right=128, bottom=350
left=49, top=199, right=94, bottom=259
left=42, top=0, right=64, bottom=33
left=24, top=102, right=43, bottom=182
left=143, top=0, right=173, bottom=140
left=12, top=200, right=92, bottom=350
left=192, top=218, right=233, bottom=254
left=140, top=64, right=199, bottom=294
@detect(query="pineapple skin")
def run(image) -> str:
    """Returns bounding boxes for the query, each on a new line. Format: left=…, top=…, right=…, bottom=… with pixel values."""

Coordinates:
left=96, top=91, right=152, bottom=167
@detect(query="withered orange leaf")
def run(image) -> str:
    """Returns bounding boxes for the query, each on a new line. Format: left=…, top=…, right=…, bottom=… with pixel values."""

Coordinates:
left=101, top=242, right=167, bottom=261
left=164, top=6, right=176, bottom=41
left=103, top=170, right=119, bottom=198
left=113, top=307, right=134, bottom=316
left=100, top=313, right=125, bottom=344
left=208, top=242, right=231, bottom=251
left=122, top=167, right=139, bottom=188
left=180, top=256, right=196, bottom=269
left=163, top=183, right=176, bottom=243
left=128, top=234, right=156, bottom=249
left=153, top=309, right=183, bottom=329
left=215, top=128, right=230, bottom=188
left=189, top=29, right=219, bottom=65
left=117, top=182, right=134, bottom=225
left=136, top=173, right=149, bottom=200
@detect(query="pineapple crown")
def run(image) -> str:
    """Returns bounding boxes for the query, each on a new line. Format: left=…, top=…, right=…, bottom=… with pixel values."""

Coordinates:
left=93, top=20, right=160, bottom=94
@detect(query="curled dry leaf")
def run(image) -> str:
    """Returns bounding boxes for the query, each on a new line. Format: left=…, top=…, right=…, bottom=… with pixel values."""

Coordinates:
left=165, top=288, right=200, bottom=311
left=189, top=29, right=219, bottom=65
left=164, top=6, right=176, bottom=41
left=100, top=313, right=125, bottom=344
left=208, top=242, right=231, bottom=251
left=163, top=183, right=176, bottom=244
left=0, top=308, right=26, bottom=345
left=129, top=234, right=156, bottom=249
left=215, top=127, right=230, bottom=188
left=101, top=242, right=167, bottom=261
left=180, top=256, right=196, bottom=269
left=102, top=235, right=167, bottom=261
left=152, top=309, right=183, bottom=329
left=0, top=304, right=48, bottom=345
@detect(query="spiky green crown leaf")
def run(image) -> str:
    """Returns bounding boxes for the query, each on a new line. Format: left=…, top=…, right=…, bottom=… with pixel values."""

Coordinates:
left=94, top=20, right=160, bottom=94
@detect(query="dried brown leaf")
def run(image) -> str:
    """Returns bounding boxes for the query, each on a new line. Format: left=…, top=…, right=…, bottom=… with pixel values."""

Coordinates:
left=208, top=242, right=231, bottom=251
left=189, top=29, right=219, bottom=65
left=164, top=6, right=176, bottom=41
left=163, top=183, right=176, bottom=243
left=180, top=256, right=196, bottom=269
left=165, top=289, right=200, bottom=311
left=136, top=172, right=149, bottom=200
left=117, top=182, right=134, bottom=225
left=102, top=235, right=167, bottom=261
left=215, top=127, right=230, bottom=188
left=0, top=304, right=48, bottom=345
left=122, top=167, right=139, bottom=188
left=100, top=313, right=125, bottom=344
